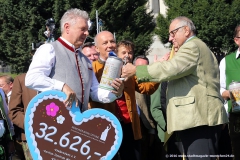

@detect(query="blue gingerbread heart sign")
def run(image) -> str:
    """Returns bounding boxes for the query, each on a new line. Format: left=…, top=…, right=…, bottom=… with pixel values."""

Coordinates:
left=25, top=90, right=123, bottom=160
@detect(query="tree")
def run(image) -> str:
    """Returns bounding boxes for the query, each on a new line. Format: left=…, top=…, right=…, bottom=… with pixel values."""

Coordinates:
left=89, top=0, right=155, bottom=57
left=0, top=0, right=56, bottom=73
left=0, top=0, right=155, bottom=73
left=0, top=0, right=91, bottom=73
left=155, top=0, right=240, bottom=62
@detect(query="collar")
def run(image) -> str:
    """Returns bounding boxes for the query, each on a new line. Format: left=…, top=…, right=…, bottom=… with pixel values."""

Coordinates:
left=7, top=90, right=11, bottom=97
left=236, top=49, right=240, bottom=59
left=58, top=37, right=81, bottom=53
left=98, top=57, right=106, bottom=64
left=184, top=35, right=196, bottom=44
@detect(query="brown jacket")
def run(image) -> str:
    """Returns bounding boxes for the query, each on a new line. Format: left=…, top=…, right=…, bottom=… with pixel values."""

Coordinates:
left=135, top=92, right=156, bottom=130
left=8, top=73, right=37, bottom=141
left=89, top=59, right=159, bottom=140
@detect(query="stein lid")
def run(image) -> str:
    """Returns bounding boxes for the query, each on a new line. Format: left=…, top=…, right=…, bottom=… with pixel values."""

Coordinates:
left=229, top=80, right=240, bottom=90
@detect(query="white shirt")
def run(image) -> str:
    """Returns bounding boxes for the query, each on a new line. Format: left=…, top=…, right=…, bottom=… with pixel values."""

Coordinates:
left=7, top=90, right=11, bottom=105
left=25, top=37, right=118, bottom=104
left=219, top=49, right=240, bottom=113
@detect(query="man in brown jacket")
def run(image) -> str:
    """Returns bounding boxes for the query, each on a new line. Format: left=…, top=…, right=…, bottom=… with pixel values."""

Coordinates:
left=9, top=73, right=37, bottom=160
left=90, top=31, right=159, bottom=160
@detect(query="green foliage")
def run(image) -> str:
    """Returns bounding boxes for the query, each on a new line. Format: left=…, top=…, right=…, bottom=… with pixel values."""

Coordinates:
left=0, top=0, right=154, bottom=73
left=0, top=72, right=18, bottom=79
left=89, top=0, right=155, bottom=57
left=155, top=14, right=170, bottom=44
left=155, top=0, right=240, bottom=57
left=0, top=0, right=57, bottom=73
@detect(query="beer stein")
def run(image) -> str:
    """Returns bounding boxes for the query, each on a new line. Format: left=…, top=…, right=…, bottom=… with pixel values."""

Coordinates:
left=229, top=81, right=240, bottom=112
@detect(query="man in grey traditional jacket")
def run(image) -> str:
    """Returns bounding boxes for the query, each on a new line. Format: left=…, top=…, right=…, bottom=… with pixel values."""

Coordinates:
left=26, top=8, right=124, bottom=110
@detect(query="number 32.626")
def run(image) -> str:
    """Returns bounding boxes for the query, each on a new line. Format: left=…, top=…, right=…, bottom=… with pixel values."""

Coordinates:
left=35, top=122, right=91, bottom=155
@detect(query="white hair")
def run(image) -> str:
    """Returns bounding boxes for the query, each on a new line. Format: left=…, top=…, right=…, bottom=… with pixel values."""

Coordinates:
left=60, top=8, right=89, bottom=33
left=172, top=16, right=196, bottom=35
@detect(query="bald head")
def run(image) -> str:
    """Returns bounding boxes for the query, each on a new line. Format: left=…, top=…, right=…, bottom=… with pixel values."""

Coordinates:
left=94, top=31, right=116, bottom=61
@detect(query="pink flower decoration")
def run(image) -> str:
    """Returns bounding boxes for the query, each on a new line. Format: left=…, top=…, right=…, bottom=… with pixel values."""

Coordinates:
left=46, top=102, right=59, bottom=117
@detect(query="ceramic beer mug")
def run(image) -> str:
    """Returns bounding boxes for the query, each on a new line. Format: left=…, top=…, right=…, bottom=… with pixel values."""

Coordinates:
left=99, top=52, right=123, bottom=91
left=229, top=81, right=240, bottom=112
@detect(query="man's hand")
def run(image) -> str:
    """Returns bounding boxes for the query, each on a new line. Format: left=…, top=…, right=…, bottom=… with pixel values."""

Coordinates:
left=111, top=78, right=124, bottom=97
left=88, top=103, right=92, bottom=109
left=121, top=63, right=136, bottom=79
left=222, top=90, right=231, bottom=100
left=154, top=53, right=170, bottom=62
left=62, top=84, right=78, bottom=107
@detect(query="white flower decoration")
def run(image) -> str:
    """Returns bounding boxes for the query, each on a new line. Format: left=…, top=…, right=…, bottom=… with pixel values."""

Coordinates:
left=57, top=115, right=65, bottom=124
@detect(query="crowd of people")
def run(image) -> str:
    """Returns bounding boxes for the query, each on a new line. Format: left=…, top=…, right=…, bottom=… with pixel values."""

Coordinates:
left=0, top=8, right=239, bottom=160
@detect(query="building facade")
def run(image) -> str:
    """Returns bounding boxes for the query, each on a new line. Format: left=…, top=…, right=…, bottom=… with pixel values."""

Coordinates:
left=146, top=0, right=170, bottom=64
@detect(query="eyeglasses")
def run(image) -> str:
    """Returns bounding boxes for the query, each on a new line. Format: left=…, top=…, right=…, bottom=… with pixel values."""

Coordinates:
left=0, top=83, right=7, bottom=88
left=169, top=26, right=185, bottom=37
